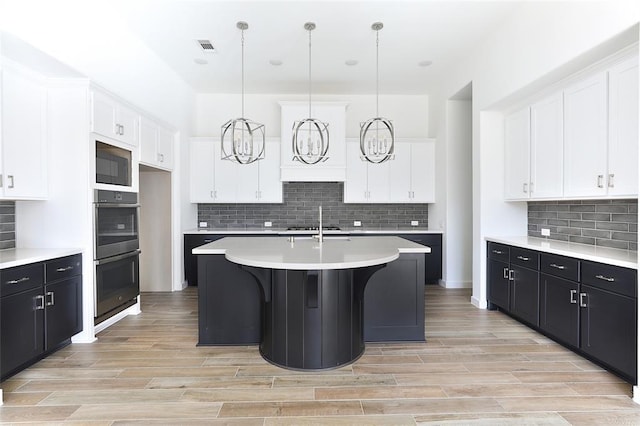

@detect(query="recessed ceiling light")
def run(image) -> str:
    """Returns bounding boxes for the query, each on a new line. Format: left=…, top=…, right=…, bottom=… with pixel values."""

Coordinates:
left=345, top=59, right=358, bottom=66
left=194, top=58, right=208, bottom=65
left=269, top=59, right=283, bottom=66
left=418, top=60, right=433, bottom=67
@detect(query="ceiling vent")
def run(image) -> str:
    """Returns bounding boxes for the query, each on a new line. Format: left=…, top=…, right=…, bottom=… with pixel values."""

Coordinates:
left=196, top=39, right=216, bottom=53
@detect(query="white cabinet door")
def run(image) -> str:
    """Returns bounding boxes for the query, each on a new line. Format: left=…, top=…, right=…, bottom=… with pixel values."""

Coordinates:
left=1, top=66, right=47, bottom=199
left=389, top=143, right=412, bottom=202
left=156, top=126, right=174, bottom=169
left=213, top=140, right=238, bottom=202
left=140, top=116, right=158, bottom=165
left=563, top=72, right=607, bottom=197
left=91, top=89, right=139, bottom=147
left=258, top=140, right=282, bottom=203
left=367, top=161, right=391, bottom=202
left=189, top=138, right=215, bottom=203
left=608, top=55, right=638, bottom=196
left=344, top=142, right=369, bottom=202
left=116, top=104, right=139, bottom=147
left=411, top=141, right=435, bottom=203
left=530, top=93, right=563, bottom=198
left=235, top=161, right=259, bottom=203
left=504, top=107, right=531, bottom=200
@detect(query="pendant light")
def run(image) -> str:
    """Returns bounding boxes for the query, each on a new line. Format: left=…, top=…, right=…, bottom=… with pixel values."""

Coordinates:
left=292, top=22, right=329, bottom=164
left=221, top=21, right=265, bottom=164
left=360, top=22, right=394, bottom=163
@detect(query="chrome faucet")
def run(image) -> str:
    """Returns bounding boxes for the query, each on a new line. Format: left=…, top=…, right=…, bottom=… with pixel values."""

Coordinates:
left=313, top=205, right=324, bottom=243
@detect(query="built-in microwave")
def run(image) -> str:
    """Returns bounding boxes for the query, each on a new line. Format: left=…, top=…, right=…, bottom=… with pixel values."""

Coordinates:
left=96, top=141, right=131, bottom=187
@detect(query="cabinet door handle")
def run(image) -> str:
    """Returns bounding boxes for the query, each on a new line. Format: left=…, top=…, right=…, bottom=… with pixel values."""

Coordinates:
left=579, top=292, right=587, bottom=308
left=503, top=267, right=509, bottom=279
left=7, top=277, right=30, bottom=284
left=34, top=295, right=45, bottom=310
left=569, top=289, right=577, bottom=304
left=492, top=249, right=504, bottom=255
left=597, top=174, right=604, bottom=188
left=508, top=269, right=514, bottom=281
left=56, top=266, right=73, bottom=272
left=8, top=175, right=15, bottom=189
left=516, top=255, right=529, bottom=261
left=529, top=182, right=534, bottom=193
left=608, top=174, right=614, bottom=188
left=120, top=124, right=125, bottom=135
left=549, top=263, right=565, bottom=270
left=0, top=174, right=3, bottom=188
left=522, top=182, right=528, bottom=193
left=595, top=274, right=615, bottom=282
left=46, top=291, right=55, bottom=307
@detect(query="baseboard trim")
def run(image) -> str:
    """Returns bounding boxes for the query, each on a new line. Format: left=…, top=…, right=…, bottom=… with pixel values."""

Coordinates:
left=438, top=280, right=472, bottom=289
left=633, top=386, right=640, bottom=404
left=471, top=295, right=488, bottom=310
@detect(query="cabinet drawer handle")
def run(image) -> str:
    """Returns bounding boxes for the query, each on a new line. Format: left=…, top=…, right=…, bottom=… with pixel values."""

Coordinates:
left=7, top=277, right=30, bottom=284
left=516, top=256, right=530, bottom=261
left=503, top=267, right=509, bottom=279
left=579, top=292, right=588, bottom=308
left=569, top=289, right=577, bottom=304
left=56, top=266, right=74, bottom=272
left=492, top=249, right=504, bottom=255
left=549, top=263, right=566, bottom=270
left=46, top=291, right=55, bottom=307
left=34, top=295, right=45, bottom=310
left=595, top=274, right=615, bottom=282
left=597, top=174, right=604, bottom=188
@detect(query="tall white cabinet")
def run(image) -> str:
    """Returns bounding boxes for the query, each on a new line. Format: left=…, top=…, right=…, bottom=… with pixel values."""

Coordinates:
left=504, top=108, right=531, bottom=200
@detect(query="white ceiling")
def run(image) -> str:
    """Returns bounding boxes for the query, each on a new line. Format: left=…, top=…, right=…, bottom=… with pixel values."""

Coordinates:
left=122, top=0, right=522, bottom=95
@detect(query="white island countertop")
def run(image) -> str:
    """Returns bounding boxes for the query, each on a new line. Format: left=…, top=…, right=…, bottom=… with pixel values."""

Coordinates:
left=193, top=236, right=431, bottom=270
left=486, top=236, right=638, bottom=269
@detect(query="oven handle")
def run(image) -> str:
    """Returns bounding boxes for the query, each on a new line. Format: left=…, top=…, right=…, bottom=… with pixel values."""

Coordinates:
left=95, top=249, right=141, bottom=265
left=94, top=203, right=141, bottom=208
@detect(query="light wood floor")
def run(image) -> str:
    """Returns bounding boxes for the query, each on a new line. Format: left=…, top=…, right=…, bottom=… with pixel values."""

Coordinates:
left=1, top=286, right=639, bottom=425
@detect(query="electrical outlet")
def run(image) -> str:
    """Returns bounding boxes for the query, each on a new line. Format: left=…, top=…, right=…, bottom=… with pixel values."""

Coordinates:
left=411, top=220, right=419, bottom=226
left=354, top=221, right=362, bottom=227
left=117, top=224, right=125, bottom=230
left=199, top=221, right=208, bottom=228
left=541, top=228, right=551, bottom=236
left=264, top=221, right=272, bottom=228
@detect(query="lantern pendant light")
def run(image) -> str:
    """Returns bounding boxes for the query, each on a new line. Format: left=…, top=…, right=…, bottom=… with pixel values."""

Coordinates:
left=360, top=22, right=394, bottom=163
left=221, top=21, right=265, bottom=164
left=292, top=22, right=329, bottom=164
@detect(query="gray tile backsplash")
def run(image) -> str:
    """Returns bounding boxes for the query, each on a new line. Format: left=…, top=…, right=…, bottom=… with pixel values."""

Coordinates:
left=198, top=182, right=428, bottom=230
left=528, top=200, right=638, bottom=250
left=0, top=201, right=16, bottom=250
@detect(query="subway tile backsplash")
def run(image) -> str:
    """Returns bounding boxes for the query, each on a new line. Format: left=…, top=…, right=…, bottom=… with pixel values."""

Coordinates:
left=528, top=200, right=638, bottom=251
left=198, top=182, right=428, bottom=230
left=0, top=201, right=16, bottom=250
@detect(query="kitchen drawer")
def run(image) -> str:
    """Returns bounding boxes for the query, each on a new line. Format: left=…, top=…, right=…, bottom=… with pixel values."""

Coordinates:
left=510, top=247, right=539, bottom=270
left=46, top=254, right=82, bottom=283
left=581, top=261, right=636, bottom=298
left=1, top=263, right=44, bottom=297
left=540, top=253, right=579, bottom=282
left=488, top=242, right=510, bottom=262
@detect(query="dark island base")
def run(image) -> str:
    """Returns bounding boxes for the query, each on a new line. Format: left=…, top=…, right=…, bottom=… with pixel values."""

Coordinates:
left=197, top=254, right=425, bottom=370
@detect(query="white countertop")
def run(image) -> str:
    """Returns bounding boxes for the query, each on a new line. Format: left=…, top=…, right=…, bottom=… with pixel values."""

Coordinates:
left=0, top=248, right=83, bottom=269
left=486, top=236, right=638, bottom=269
left=185, top=228, right=442, bottom=235
left=193, top=236, right=431, bottom=270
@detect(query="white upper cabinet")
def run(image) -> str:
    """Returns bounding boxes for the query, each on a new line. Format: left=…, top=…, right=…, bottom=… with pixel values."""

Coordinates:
left=140, top=116, right=174, bottom=170
left=530, top=93, right=563, bottom=198
left=279, top=102, right=347, bottom=182
left=607, top=55, right=638, bottom=197
left=189, top=137, right=282, bottom=204
left=563, top=72, right=608, bottom=197
left=388, top=139, right=435, bottom=203
left=344, top=141, right=390, bottom=203
left=504, top=107, right=531, bottom=200
left=0, top=63, right=48, bottom=200
left=91, top=89, right=139, bottom=147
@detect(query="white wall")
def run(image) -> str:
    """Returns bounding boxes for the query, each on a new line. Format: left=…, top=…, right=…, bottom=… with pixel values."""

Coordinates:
left=195, top=93, right=429, bottom=140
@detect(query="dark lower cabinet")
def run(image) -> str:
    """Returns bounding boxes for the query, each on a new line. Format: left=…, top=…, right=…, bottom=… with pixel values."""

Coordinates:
left=510, top=265, right=539, bottom=327
left=488, top=258, right=510, bottom=310
left=540, top=273, right=579, bottom=348
left=184, top=234, right=223, bottom=286
left=397, top=234, right=442, bottom=284
left=1, top=254, right=83, bottom=381
left=580, top=284, right=637, bottom=383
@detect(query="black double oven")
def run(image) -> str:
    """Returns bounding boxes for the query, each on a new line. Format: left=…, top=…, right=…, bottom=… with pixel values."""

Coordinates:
left=93, top=189, right=140, bottom=324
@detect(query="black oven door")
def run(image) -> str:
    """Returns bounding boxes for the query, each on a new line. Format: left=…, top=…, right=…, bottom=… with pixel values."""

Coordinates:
left=95, top=250, right=140, bottom=319
left=95, top=203, right=139, bottom=260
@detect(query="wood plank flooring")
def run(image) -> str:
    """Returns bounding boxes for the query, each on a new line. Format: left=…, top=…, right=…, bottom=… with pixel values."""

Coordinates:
left=2, top=286, right=639, bottom=425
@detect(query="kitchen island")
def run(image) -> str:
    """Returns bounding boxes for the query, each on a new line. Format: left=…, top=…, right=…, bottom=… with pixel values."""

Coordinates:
left=193, top=236, right=430, bottom=370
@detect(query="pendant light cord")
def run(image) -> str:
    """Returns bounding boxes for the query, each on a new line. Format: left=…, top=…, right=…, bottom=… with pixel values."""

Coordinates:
left=376, top=29, right=379, bottom=118
left=308, top=27, right=312, bottom=119
left=241, top=28, right=245, bottom=118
